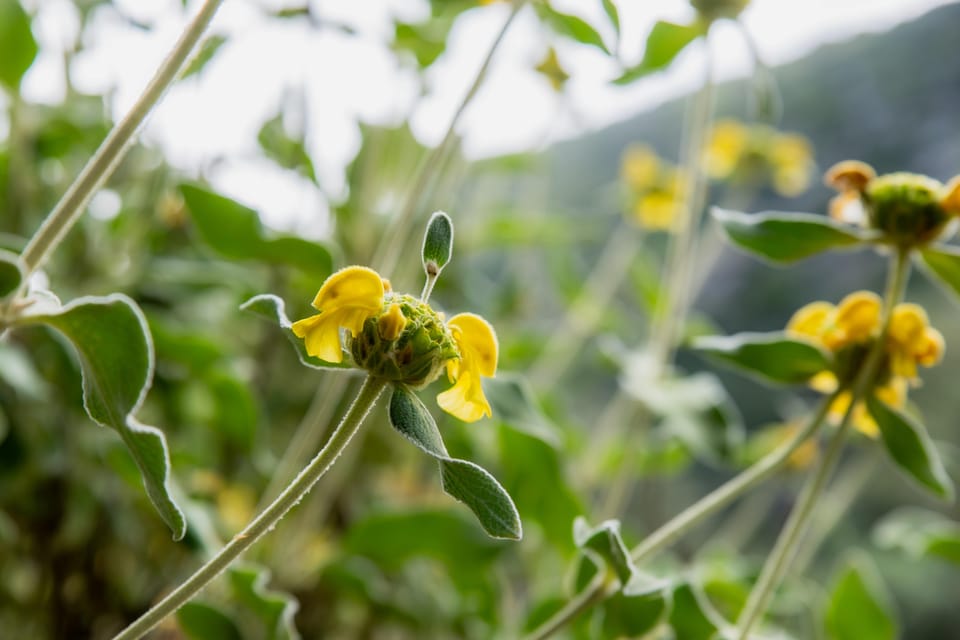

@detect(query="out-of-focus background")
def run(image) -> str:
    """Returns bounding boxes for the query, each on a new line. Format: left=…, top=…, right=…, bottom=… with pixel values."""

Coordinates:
left=1, top=0, right=959, bottom=638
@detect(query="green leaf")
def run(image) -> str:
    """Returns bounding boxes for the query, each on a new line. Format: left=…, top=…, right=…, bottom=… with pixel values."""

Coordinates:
left=342, top=509, right=502, bottom=572
left=602, top=0, right=621, bottom=38
left=227, top=564, right=300, bottom=640
left=393, top=21, right=447, bottom=68
left=180, top=184, right=332, bottom=276
left=669, top=583, right=720, bottom=640
left=873, top=508, right=960, bottom=566
left=535, top=5, right=610, bottom=54
left=0, top=342, right=48, bottom=400
left=920, top=245, right=960, bottom=302
left=825, top=555, right=897, bottom=640
left=26, top=294, right=186, bottom=539
left=0, top=0, right=38, bottom=90
left=574, top=517, right=670, bottom=597
left=713, top=208, right=869, bottom=264
left=0, top=249, right=23, bottom=298
left=179, top=34, right=227, bottom=80
left=496, top=426, right=582, bottom=551
left=240, top=293, right=353, bottom=370
left=483, top=373, right=559, bottom=445
left=388, top=385, right=521, bottom=540
left=257, top=110, right=319, bottom=185
left=693, top=332, right=832, bottom=385
left=601, top=590, right=670, bottom=638
left=177, top=602, right=243, bottom=640
left=613, top=21, right=704, bottom=85
left=866, top=396, right=954, bottom=500
left=422, top=210, right=454, bottom=272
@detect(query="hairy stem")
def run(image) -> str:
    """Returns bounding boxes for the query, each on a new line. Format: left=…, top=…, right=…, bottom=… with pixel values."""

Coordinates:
left=19, top=0, right=226, bottom=277
left=523, top=570, right=615, bottom=640
left=374, top=0, right=524, bottom=276
left=734, top=248, right=912, bottom=639
left=112, top=376, right=387, bottom=640
left=629, top=391, right=836, bottom=564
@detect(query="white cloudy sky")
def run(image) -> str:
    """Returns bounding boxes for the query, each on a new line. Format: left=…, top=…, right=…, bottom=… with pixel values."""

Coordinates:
left=18, top=0, right=955, bottom=232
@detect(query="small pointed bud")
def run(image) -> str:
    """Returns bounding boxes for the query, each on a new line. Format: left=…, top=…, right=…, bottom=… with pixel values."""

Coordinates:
left=422, top=211, right=454, bottom=278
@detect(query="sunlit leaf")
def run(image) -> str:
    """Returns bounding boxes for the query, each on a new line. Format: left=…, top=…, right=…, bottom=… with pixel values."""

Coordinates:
left=614, top=21, right=704, bottom=85
left=825, top=555, right=897, bottom=640
left=713, top=208, right=870, bottom=264
left=177, top=602, right=243, bottom=640
left=693, top=332, right=832, bottom=385
left=25, top=294, right=186, bottom=539
left=257, top=111, right=319, bottom=185
left=180, top=184, right=333, bottom=276
left=240, top=293, right=354, bottom=370
left=873, top=507, right=960, bottom=566
left=0, top=249, right=23, bottom=298
left=602, top=0, right=621, bottom=39
left=227, top=564, right=300, bottom=640
left=866, top=396, right=954, bottom=501
left=535, top=4, right=610, bottom=54
left=0, top=0, right=38, bottom=90
left=388, top=385, right=521, bottom=540
left=920, top=244, right=960, bottom=302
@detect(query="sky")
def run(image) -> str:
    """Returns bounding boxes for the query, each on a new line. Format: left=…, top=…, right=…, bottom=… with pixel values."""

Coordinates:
left=18, top=0, right=956, bottom=233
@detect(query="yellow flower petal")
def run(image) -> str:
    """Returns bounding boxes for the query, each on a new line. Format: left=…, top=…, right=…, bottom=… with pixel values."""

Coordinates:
left=293, top=265, right=386, bottom=363
left=826, top=291, right=881, bottom=349
left=436, top=313, right=498, bottom=423
left=824, top=160, right=876, bottom=192
left=704, top=119, right=748, bottom=179
left=916, top=327, right=945, bottom=367
left=941, top=175, right=960, bottom=215
left=621, top=145, right=660, bottom=190
left=786, top=301, right=834, bottom=342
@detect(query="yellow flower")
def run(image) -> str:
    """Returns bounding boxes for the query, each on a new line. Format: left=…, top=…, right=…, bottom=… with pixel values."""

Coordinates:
left=770, top=133, right=814, bottom=197
left=785, top=292, right=944, bottom=436
left=292, top=266, right=498, bottom=423
left=437, top=313, right=498, bottom=422
left=887, top=304, right=945, bottom=379
left=704, top=120, right=814, bottom=196
left=828, top=378, right=907, bottom=438
left=291, top=266, right=386, bottom=363
left=825, top=159, right=960, bottom=245
left=787, top=291, right=881, bottom=352
left=621, top=145, right=661, bottom=191
left=620, top=145, right=687, bottom=232
left=704, top=119, right=748, bottom=179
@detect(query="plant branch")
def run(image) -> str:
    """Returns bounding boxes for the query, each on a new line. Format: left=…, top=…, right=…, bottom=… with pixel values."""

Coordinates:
left=18, top=0, right=226, bottom=278
left=112, top=376, right=387, bottom=640
left=629, top=391, right=836, bottom=564
left=523, top=570, right=614, bottom=640
left=734, top=248, right=912, bottom=639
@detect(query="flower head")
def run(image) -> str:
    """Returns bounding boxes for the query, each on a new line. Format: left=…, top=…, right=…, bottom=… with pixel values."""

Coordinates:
left=292, top=265, right=498, bottom=422
left=825, top=160, right=960, bottom=246
left=620, top=144, right=688, bottom=232
left=704, top=119, right=815, bottom=197
left=785, top=291, right=944, bottom=436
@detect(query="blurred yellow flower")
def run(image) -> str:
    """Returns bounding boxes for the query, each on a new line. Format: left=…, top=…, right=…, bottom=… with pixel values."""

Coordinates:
left=438, top=313, right=499, bottom=422
left=292, top=266, right=498, bottom=422
left=704, top=119, right=815, bottom=197
left=787, top=291, right=881, bottom=352
left=535, top=47, right=569, bottom=92
left=620, top=144, right=687, bottom=232
left=828, top=378, right=907, bottom=438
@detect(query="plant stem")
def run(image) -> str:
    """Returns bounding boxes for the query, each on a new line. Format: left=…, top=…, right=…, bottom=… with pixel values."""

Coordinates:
left=18, top=0, right=226, bottom=278
left=374, top=0, right=524, bottom=276
left=529, top=223, right=644, bottom=390
left=112, top=376, right=387, bottom=640
left=734, top=248, right=911, bottom=639
left=524, top=570, right=614, bottom=640
left=629, top=391, right=836, bottom=564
